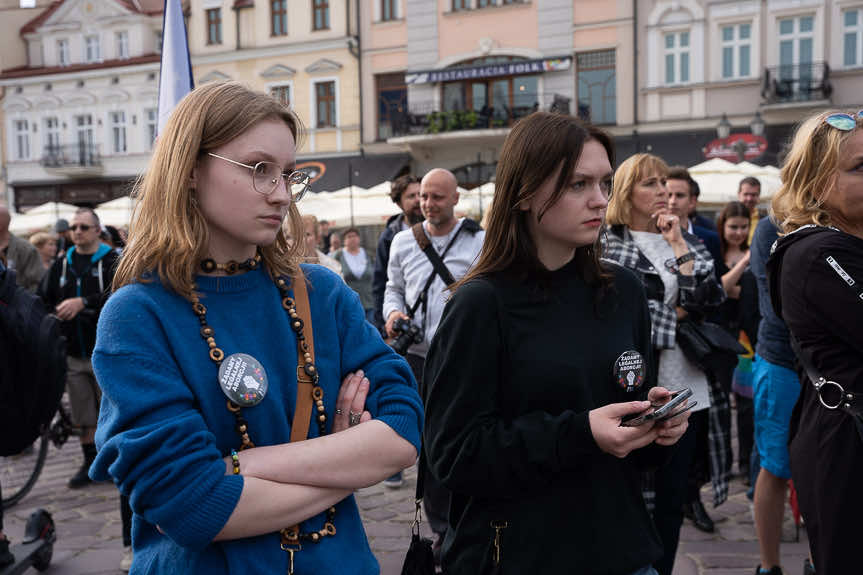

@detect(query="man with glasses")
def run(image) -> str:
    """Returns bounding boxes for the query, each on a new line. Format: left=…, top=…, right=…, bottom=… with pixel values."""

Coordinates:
left=38, top=207, right=119, bottom=488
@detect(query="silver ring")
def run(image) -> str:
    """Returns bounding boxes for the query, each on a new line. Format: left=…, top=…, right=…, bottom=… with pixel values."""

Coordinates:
left=349, top=411, right=362, bottom=426
left=335, top=408, right=343, bottom=415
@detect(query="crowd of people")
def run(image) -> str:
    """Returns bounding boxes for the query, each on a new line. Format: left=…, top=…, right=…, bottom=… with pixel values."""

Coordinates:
left=0, top=81, right=859, bottom=575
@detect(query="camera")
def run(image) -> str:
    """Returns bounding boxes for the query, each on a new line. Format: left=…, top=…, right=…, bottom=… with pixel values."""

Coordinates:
left=390, top=317, right=423, bottom=356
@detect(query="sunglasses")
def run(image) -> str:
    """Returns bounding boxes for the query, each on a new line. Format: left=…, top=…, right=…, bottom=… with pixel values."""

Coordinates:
left=70, top=224, right=93, bottom=232
left=824, top=110, right=863, bottom=131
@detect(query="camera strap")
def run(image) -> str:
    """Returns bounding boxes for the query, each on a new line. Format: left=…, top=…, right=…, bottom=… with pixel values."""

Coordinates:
left=406, top=222, right=465, bottom=318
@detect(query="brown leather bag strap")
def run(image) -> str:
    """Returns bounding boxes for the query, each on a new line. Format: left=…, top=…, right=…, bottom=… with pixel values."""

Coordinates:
left=411, top=222, right=430, bottom=251
left=289, top=268, right=316, bottom=444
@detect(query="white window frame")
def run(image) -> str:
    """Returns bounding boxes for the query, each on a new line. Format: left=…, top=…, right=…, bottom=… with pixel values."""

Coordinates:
left=646, top=1, right=705, bottom=88
left=116, top=30, right=129, bottom=60
left=145, top=107, right=157, bottom=149
left=13, top=119, right=30, bottom=161
left=84, top=34, right=101, bottom=63
left=842, top=7, right=863, bottom=68
left=663, top=29, right=691, bottom=85
left=720, top=22, right=753, bottom=79
left=57, top=38, right=70, bottom=67
left=777, top=14, right=815, bottom=68
left=310, top=77, right=339, bottom=129
left=110, top=110, right=127, bottom=154
left=43, top=116, right=61, bottom=152
left=267, top=81, right=293, bottom=108
left=375, top=0, right=401, bottom=22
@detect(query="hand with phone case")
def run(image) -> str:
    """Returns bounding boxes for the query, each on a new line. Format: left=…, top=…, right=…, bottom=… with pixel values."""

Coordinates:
left=619, top=388, right=695, bottom=427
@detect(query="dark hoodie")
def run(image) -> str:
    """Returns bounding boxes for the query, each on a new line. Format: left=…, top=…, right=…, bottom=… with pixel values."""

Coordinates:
left=372, top=212, right=410, bottom=331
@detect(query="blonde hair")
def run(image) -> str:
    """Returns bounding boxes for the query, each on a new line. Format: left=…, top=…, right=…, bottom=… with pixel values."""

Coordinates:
left=29, top=231, right=56, bottom=249
left=772, top=110, right=861, bottom=233
left=113, top=82, right=305, bottom=299
left=606, top=153, right=669, bottom=227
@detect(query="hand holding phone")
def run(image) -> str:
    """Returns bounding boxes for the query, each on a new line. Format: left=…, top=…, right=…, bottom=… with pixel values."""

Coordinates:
left=619, top=388, right=694, bottom=427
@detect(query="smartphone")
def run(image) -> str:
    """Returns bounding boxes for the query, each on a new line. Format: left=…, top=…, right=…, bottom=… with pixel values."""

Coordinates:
left=619, top=388, right=693, bottom=427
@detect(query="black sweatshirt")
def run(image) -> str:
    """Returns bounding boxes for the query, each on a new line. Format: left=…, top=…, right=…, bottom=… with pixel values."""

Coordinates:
left=424, top=258, right=670, bottom=575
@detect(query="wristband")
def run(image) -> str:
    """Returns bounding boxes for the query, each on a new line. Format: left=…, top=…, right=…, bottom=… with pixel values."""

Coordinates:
left=664, top=252, right=695, bottom=273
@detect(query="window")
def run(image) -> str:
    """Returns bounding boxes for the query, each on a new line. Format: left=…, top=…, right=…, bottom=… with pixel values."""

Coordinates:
left=44, top=117, right=60, bottom=154
left=116, top=31, right=129, bottom=59
left=376, top=73, right=406, bottom=139
left=155, top=30, right=163, bottom=53
left=478, top=0, right=495, bottom=7
left=381, top=0, right=397, bottom=21
left=85, top=34, right=101, bottom=63
left=270, top=85, right=291, bottom=106
left=315, top=81, right=336, bottom=128
left=778, top=15, right=813, bottom=82
left=844, top=8, right=863, bottom=67
left=577, top=50, right=616, bottom=125
left=452, top=0, right=468, bottom=11
left=720, top=23, right=751, bottom=78
left=145, top=108, right=157, bottom=148
left=271, top=0, right=287, bottom=36
left=14, top=119, right=30, bottom=160
left=313, top=0, right=329, bottom=31
left=57, top=39, right=69, bottom=66
left=75, top=114, right=94, bottom=165
left=206, top=8, right=222, bottom=45
left=664, top=31, right=690, bottom=84
left=111, top=111, right=127, bottom=154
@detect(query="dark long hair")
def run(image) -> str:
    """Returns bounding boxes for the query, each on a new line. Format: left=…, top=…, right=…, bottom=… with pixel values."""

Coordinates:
left=717, top=201, right=751, bottom=258
left=455, top=112, right=614, bottom=296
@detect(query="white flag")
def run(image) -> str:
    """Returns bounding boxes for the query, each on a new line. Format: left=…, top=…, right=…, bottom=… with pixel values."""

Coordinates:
left=157, top=0, right=193, bottom=135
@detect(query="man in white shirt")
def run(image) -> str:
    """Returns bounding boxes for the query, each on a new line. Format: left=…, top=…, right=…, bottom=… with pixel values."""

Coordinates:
left=383, top=168, right=484, bottom=553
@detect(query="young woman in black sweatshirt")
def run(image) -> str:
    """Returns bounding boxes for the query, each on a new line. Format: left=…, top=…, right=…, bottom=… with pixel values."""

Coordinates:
left=423, top=113, right=691, bottom=575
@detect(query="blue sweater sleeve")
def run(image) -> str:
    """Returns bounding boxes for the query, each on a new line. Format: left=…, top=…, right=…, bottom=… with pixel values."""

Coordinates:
left=308, top=265, right=424, bottom=454
left=90, top=286, right=243, bottom=551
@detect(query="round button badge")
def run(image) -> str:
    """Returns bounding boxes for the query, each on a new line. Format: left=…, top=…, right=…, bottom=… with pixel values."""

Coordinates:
left=218, top=353, right=269, bottom=407
left=613, top=350, right=646, bottom=393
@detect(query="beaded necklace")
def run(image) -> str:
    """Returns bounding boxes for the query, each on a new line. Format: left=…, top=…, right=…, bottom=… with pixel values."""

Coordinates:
left=199, top=253, right=261, bottom=275
left=190, top=269, right=336, bottom=571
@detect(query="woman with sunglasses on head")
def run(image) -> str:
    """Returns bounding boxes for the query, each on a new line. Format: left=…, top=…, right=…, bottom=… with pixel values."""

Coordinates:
left=423, top=113, right=690, bottom=575
left=767, top=110, right=863, bottom=575
left=602, top=154, right=727, bottom=575
left=89, top=82, right=423, bottom=574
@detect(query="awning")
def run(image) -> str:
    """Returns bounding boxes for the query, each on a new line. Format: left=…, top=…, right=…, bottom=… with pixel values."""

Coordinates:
left=296, top=153, right=410, bottom=194
left=405, top=56, right=572, bottom=85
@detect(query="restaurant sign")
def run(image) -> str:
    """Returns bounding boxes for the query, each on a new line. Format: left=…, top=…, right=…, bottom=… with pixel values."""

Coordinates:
left=703, top=133, right=768, bottom=162
left=406, top=57, right=572, bottom=85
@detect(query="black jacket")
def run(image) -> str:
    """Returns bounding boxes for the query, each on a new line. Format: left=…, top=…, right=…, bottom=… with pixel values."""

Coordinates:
left=425, top=260, right=670, bottom=575
left=372, top=212, right=409, bottom=331
left=38, top=245, right=118, bottom=358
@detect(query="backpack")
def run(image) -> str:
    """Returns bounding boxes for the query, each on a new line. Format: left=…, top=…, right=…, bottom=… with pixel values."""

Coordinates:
left=0, top=266, right=66, bottom=456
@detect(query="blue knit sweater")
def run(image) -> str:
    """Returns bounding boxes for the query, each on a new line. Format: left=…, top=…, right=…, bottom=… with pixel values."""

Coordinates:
left=90, top=264, right=423, bottom=574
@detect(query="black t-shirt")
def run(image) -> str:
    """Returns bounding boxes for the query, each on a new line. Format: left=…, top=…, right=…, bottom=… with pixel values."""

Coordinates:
left=424, top=258, right=669, bottom=574
left=71, top=250, right=94, bottom=279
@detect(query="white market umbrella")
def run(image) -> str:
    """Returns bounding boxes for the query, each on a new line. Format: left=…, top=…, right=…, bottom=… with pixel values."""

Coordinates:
left=96, top=195, right=136, bottom=228
left=689, top=159, right=782, bottom=206
left=9, top=202, right=78, bottom=235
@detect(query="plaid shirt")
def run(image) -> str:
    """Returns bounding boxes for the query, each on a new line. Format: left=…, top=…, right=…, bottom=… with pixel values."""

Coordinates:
left=602, top=225, right=731, bottom=507
left=601, top=225, right=725, bottom=349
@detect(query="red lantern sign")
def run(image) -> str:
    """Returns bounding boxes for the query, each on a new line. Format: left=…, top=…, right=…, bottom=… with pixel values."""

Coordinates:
left=702, top=133, right=768, bottom=162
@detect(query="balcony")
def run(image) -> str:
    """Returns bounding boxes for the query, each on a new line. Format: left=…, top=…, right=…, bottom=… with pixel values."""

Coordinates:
left=385, top=93, right=571, bottom=143
left=761, top=62, right=832, bottom=106
left=41, top=144, right=103, bottom=177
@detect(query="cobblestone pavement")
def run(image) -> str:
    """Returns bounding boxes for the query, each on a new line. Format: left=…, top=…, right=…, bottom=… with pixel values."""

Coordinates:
left=3, top=439, right=809, bottom=575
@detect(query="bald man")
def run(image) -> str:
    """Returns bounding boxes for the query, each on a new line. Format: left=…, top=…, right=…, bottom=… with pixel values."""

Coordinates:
left=0, top=206, right=45, bottom=292
left=382, top=168, right=484, bottom=555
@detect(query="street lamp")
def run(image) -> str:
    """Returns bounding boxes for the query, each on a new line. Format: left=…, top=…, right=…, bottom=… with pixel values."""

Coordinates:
left=716, top=112, right=766, bottom=163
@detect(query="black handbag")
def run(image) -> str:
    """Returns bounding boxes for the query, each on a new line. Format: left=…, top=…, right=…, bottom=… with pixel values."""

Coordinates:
left=677, top=320, right=745, bottom=360
left=401, top=450, right=436, bottom=575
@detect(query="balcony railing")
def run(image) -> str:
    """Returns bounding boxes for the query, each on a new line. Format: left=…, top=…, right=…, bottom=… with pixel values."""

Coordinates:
left=41, top=144, right=101, bottom=168
left=382, top=93, right=570, bottom=138
left=761, top=62, right=832, bottom=104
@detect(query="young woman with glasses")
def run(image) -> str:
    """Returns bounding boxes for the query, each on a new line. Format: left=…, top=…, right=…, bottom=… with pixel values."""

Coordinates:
left=89, top=82, right=423, bottom=574
left=423, top=113, right=690, bottom=575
